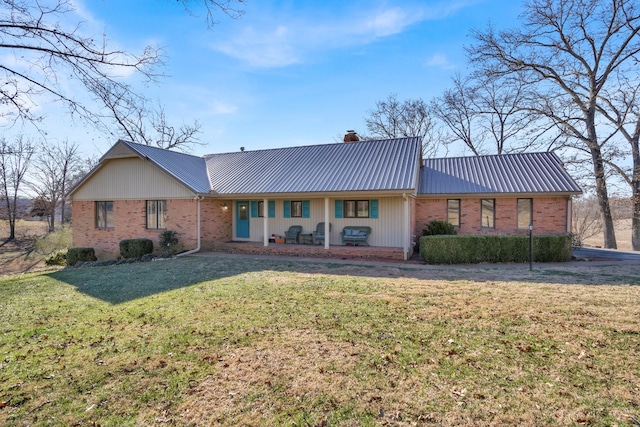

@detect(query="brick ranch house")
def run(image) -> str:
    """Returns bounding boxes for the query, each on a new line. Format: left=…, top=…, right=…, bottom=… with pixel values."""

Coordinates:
left=69, top=137, right=582, bottom=261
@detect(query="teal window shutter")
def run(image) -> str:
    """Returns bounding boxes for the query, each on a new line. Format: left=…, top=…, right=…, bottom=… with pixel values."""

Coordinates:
left=334, top=200, right=343, bottom=218
left=268, top=201, right=275, bottom=218
left=283, top=200, right=291, bottom=218
left=370, top=199, right=379, bottom=219
left=251, top=201, right=258, bottom=217
left=302, top=200, right=310, bottom=218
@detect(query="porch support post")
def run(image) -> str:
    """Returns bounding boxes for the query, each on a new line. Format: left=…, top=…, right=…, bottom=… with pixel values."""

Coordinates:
left=324, top=197, right=330, bottom=249
left=403, top=193, right=409, bottom=261
left=263, top=198, right=269, bottom=247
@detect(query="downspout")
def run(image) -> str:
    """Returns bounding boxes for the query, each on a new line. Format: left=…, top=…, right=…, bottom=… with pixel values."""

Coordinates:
left=567, top=197, right=572, bottom=234
left=403, top=193, right=409, bottom=261
left=176, top=196, right=202, bottom=257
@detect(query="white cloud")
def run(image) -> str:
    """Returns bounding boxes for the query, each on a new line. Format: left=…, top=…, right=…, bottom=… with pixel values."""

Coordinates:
left=208, top=99, right=237, bottom=115
left=215, top=25, right=300, bottom=68
left=211, top=1, right=476, bottom=68
left=425, top=53, right=457, bottom=70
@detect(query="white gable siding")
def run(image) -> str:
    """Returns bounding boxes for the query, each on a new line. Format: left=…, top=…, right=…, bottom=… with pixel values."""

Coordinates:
left=104, top=143, right=138, bottom=159
left=72, top=157, right=196, bottom=200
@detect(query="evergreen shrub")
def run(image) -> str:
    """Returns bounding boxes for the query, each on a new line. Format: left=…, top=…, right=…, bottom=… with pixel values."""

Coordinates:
left=67, top=247, right=97, bottom=266
left=119, top=238, right=154, bottom=259
left=420, top=234, right=571, bottom=264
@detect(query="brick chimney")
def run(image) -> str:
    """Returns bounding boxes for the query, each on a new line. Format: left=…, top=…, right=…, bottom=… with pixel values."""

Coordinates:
left=343, top=130, right=359, bottom=142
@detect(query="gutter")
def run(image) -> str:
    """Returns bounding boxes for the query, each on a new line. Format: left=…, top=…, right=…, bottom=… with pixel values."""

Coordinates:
left=176, top=196, right=202, bottom=257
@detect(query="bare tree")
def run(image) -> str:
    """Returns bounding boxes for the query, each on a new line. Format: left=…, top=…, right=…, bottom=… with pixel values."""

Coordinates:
left=178, top=0, right=246, bottom=28
left=571, top=195, right=603, bottom=247
left=0, top=136, right=34, bottom=240
left=94, top=84, right=202, bottom=150
left=28, top=140, right=81, bottom=232
left=0, top=0, right=243, bottom=150
left=365, top=94, right=444, bottom=158
left=432, top=73, right=551, bottom=156
left=0, top=0, right=161, bottom=128
left=467, top=0, right=640, bottom=249
left=473, top=74, right=550, bottom=154
left=432, top=75, right=483, bottom=155
left=596, top=71, right=640, bottom=249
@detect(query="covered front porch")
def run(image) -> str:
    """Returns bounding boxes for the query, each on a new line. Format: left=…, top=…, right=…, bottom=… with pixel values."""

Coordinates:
left=207, top=241, right=407, bottom=262
left=227, top=195, right=414, bottom=260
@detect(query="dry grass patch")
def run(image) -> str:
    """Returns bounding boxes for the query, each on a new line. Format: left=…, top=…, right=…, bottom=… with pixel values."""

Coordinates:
left=0, top=220, right=50, bottom=275
left=180, top=329, right=363, bottom=425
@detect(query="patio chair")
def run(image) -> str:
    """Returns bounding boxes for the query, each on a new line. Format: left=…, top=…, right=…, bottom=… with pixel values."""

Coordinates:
left=284, top=225, right=303, bottom=244
left=312, top=222, right=331, bottom=245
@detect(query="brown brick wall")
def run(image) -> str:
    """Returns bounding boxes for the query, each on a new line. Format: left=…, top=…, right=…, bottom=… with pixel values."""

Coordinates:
left=73, top=195, right=569, bottom=260
left=200, top=199, right=233, bottom=249
left=72, top=198, right=233, bottom=258
left=210, top=242, right=405, bottom=262
left=415, top=196, right=569, bottom=236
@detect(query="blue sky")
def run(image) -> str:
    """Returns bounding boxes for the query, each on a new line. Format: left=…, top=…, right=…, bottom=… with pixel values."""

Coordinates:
left=29, top=0, right=524, bottom=158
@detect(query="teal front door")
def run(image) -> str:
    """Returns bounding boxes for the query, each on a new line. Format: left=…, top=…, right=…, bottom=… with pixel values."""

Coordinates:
left=236, top=201, right=250, bottom=238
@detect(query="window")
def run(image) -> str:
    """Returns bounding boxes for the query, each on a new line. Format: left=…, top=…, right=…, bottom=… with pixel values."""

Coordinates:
left=252, top=200, right=274, bottom=218
left=238, top=202, right=248, bottom=220
left=146, top=200, right=167, bottom=229
left=344, top=200, right=370, bottom=218
left=447, top=199, right=460, bottom=227
left=95, top=201, right=113, bottom=229
left=517, top=198, right=532, bottom=229
left=290, top=201, right=302, bottom=217
left=481, top=199, right=495, bottom=228
left=284, top=200, right=309, bottom=218
left=335, top=199, right=378, bottom=219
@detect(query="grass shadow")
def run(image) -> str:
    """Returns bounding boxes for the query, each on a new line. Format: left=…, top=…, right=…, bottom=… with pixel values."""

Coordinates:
left=46, top=256, right=242, bottom=304
left=46, top=253, right=640, bottom=305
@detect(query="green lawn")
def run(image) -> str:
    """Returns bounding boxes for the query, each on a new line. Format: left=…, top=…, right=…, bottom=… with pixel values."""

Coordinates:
left=1, top=255, right=639, bottom=426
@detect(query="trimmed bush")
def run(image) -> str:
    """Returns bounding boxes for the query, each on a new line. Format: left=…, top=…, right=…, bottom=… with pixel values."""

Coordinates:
left=423, top=220, right=457, bottom=236
left=119, top=238, right=154, bottom=259
left=159, top=230, right=179, bottom=257
left=67, top=247, right=97, bottom=266
left=420, top=234, right=572, bottom=264
left=45, top=251, right=67, bottom=266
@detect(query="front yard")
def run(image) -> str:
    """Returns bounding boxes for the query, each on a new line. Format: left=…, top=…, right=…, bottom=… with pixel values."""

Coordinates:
left=1, top=255, right=639, bottom=426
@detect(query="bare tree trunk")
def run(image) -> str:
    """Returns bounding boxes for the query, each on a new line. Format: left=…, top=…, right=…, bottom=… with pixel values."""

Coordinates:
left=630, top=128, right=640, bottom=250
left=3, top=197, right=15, bottom=241
left=0, top=137, right=34, bottom=241
left=591, top=150, right=617, bottom=248
left=633, top=196, right=640, bottom=251
left=60, top=198, right=66, bottom=228
left=587, top=116, right=617, bottom=249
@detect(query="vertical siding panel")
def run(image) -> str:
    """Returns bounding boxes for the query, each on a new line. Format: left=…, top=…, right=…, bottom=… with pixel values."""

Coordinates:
left=73, top=158, right=194, bottom=200
left=243, top=197, right=403, bottom=246
left=328, top=197, right=403, bottom=247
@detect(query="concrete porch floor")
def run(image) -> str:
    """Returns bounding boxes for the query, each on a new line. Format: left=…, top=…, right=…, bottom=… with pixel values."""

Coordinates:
left=207, top=241, right=408, bottom=262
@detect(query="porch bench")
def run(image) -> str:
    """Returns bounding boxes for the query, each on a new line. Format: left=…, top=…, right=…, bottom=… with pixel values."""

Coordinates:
left=340, top=226, right=371, bottom=246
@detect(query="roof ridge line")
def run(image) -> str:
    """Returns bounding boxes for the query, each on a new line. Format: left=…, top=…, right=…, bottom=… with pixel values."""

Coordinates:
left=204, top=137, right=422, bottom=157
left=423, top=151, right=552, bottom=162
left=119, top=139, right=205, bottom=161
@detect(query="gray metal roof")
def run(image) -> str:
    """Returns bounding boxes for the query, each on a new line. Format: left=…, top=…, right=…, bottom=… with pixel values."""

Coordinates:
left=119, top=140, right=211, bottom=194
left=419, top=152, right=582, bottom=195
left=204, top=137, right=422, bottom=195
left=73, top=139, right=581, bottom=199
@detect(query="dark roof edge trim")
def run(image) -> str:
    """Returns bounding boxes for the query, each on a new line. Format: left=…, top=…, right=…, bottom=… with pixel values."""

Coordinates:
left=416, top=191, right=582, bottom=199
